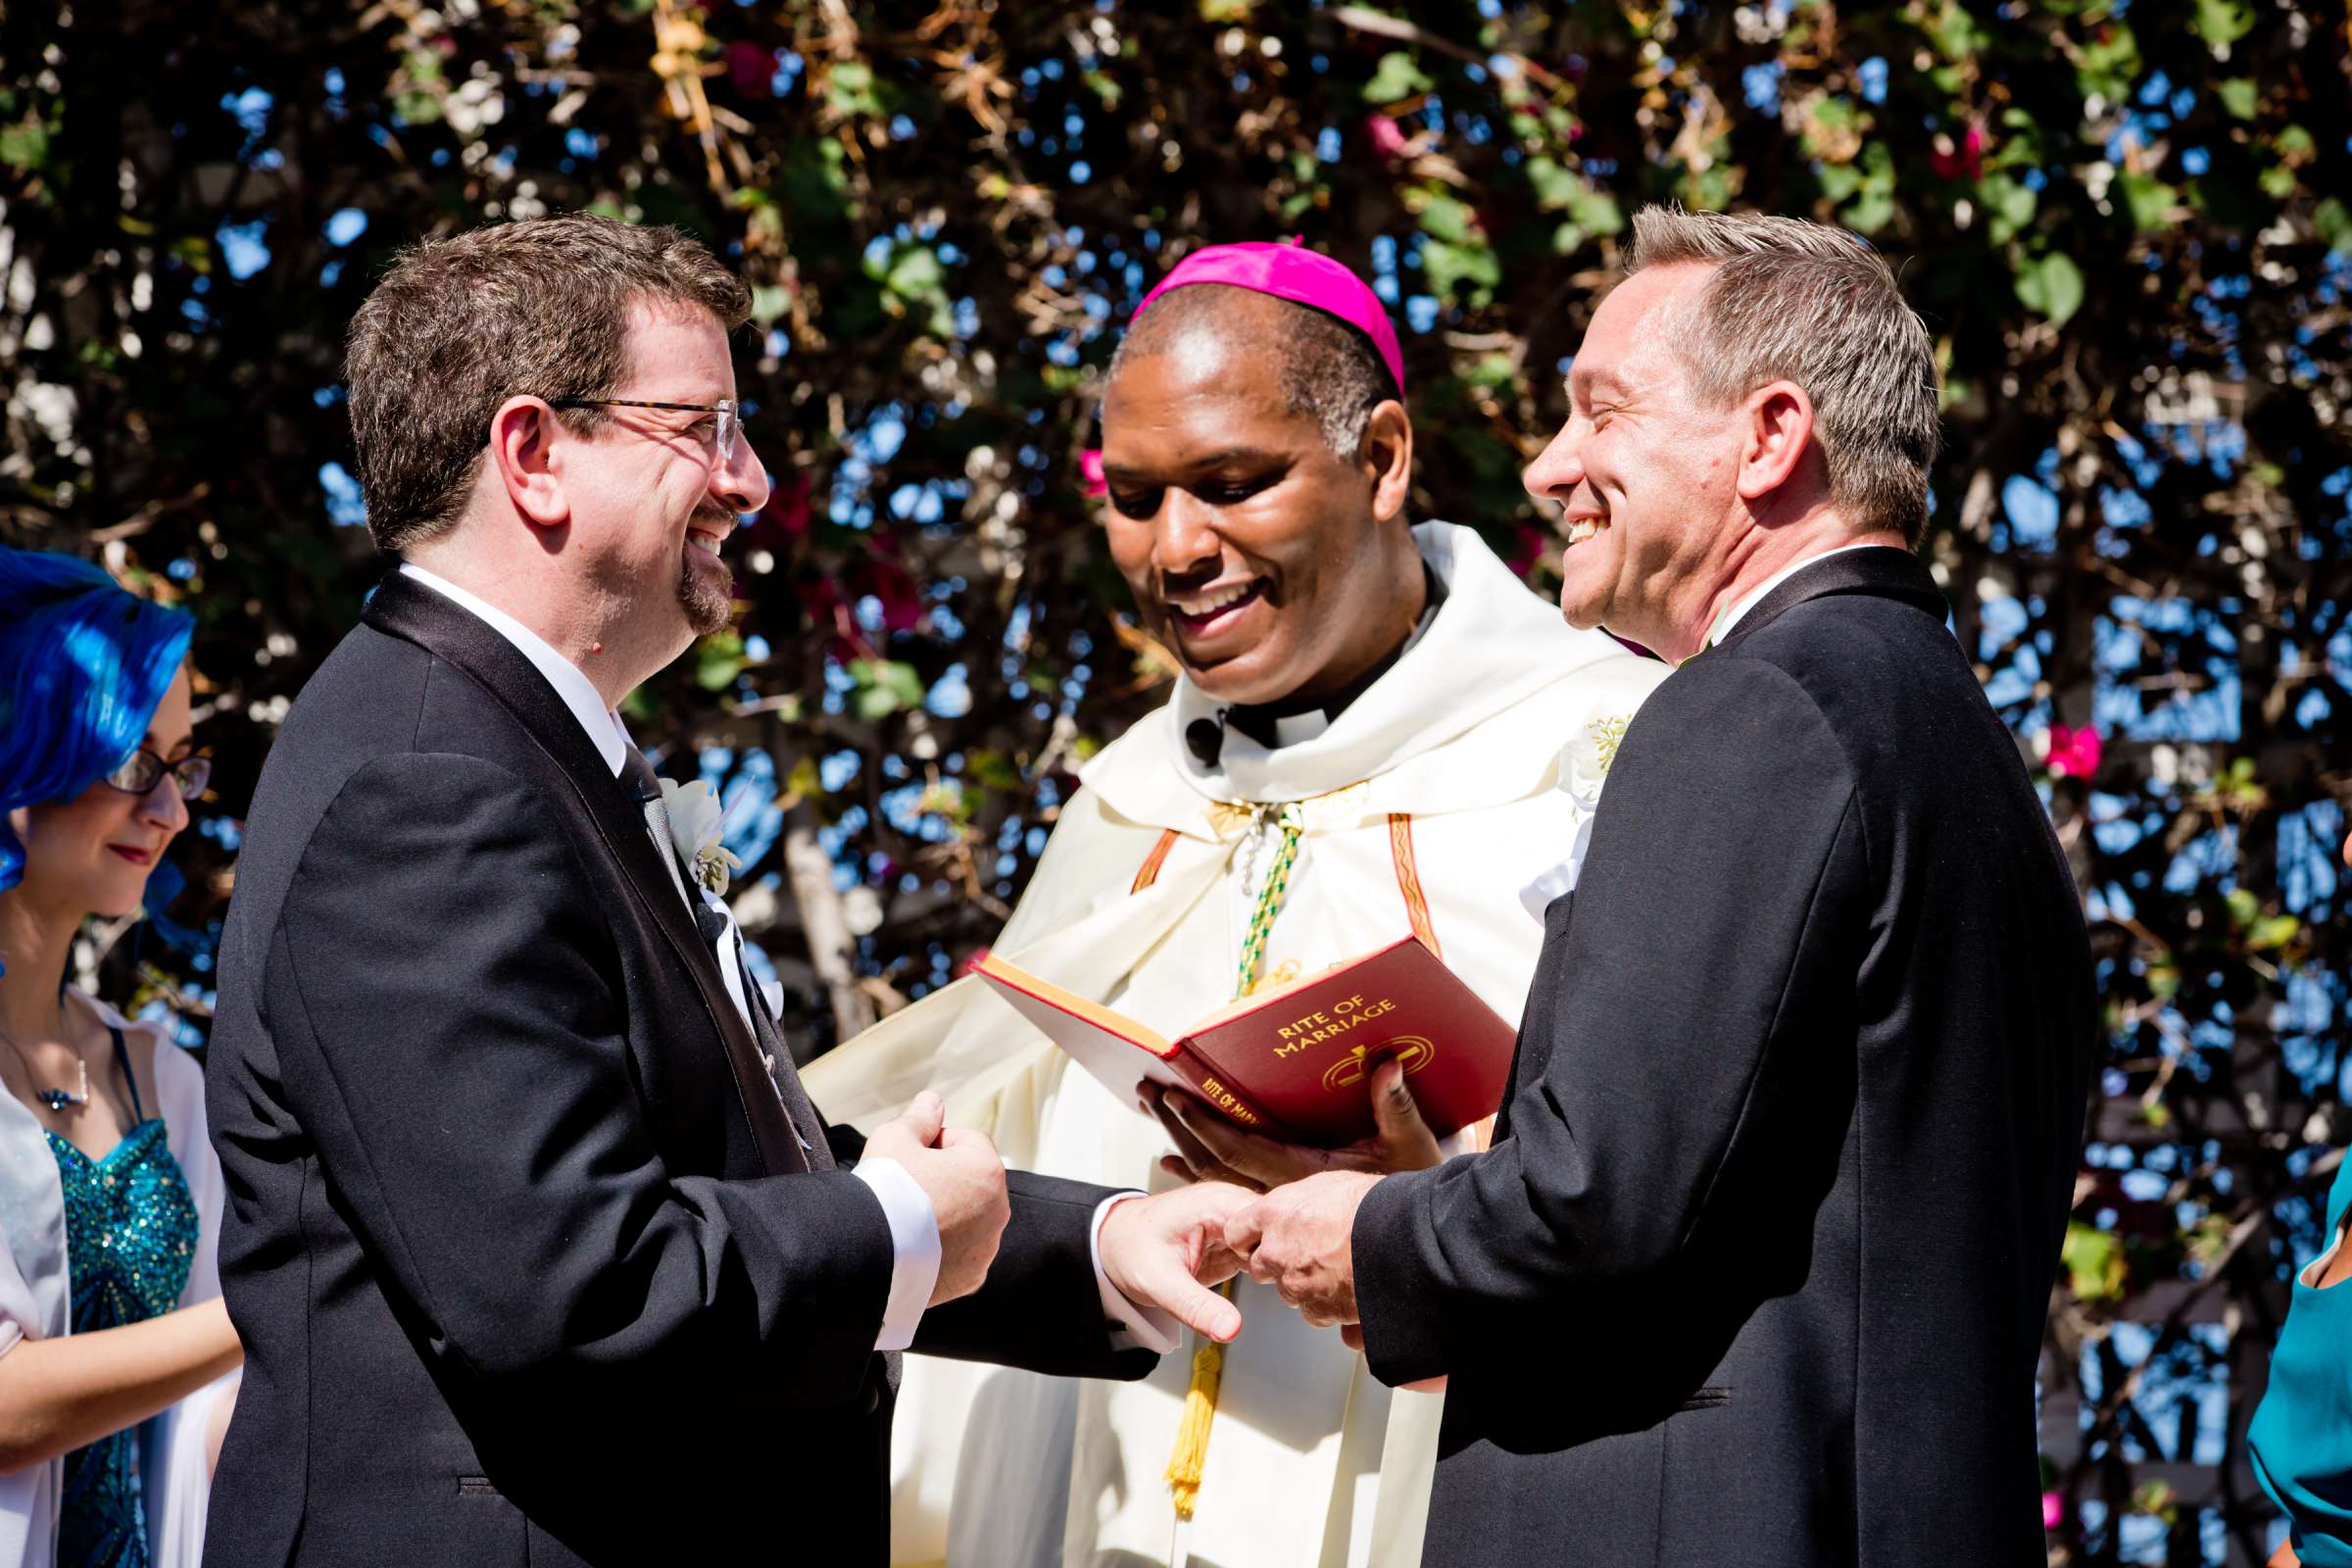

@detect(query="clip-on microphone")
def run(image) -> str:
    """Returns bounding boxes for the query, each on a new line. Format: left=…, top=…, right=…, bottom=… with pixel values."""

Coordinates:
left=1184, top=710, right=1227, bottom=768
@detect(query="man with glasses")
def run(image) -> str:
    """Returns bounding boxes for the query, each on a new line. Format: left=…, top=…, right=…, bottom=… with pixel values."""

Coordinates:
left=204, top=214, right=1255, bottom=1568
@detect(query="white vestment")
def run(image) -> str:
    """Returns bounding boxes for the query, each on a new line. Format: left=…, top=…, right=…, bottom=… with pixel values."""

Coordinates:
left=804, top=522, right=1669, bottom=1568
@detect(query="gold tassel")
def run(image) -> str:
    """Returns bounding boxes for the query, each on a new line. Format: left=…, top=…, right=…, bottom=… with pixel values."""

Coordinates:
left=1162, top=1283, right=1234, bottom=1520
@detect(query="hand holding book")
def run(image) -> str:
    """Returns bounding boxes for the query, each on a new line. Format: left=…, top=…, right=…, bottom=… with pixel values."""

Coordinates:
left=974, top=935, right=1515, bottom=1151
left=1146, top=1057, right=1442, bottom=1193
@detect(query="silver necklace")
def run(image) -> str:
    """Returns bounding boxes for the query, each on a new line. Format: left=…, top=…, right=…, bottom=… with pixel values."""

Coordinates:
left=0, top=1015, right=90, bottom=1113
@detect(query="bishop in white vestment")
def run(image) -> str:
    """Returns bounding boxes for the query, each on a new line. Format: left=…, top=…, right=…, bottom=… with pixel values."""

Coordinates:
left=803, top=246, right=1669, bottom=1568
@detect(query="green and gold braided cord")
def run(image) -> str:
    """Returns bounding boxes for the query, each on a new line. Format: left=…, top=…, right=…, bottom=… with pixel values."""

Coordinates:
left=1235, top=803, right=1304, bottom=999
left=1170, top=799, right=1305, bottom=1518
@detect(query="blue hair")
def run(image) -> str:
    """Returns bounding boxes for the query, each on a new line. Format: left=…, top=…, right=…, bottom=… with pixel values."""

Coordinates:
left=0, top=548, right=196, bottom=896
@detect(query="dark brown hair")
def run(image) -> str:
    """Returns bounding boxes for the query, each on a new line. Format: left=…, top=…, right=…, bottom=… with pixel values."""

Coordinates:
left=344, top=214, right=750, bottom=555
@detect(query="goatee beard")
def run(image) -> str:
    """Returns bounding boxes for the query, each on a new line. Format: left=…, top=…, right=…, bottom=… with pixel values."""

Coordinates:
left=678, top=551, right=733, bottom=637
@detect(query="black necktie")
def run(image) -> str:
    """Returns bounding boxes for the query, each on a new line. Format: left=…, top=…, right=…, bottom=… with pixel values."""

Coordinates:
left=619, top=744, right=662, bottom=805
left=621, top=746, right=825, bottom=1171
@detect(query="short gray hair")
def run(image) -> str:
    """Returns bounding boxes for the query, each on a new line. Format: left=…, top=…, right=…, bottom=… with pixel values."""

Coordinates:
left=1626, top=206, right=1939, bottom=543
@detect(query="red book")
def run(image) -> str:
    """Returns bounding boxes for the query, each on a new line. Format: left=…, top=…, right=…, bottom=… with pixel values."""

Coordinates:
left=974, top=936, right=1516, bottom=1148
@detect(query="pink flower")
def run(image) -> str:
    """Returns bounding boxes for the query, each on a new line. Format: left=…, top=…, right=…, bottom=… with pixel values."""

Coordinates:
left=1079, top=449, right=1107, bottom=498
left=1504, top=522, right=1545, bottom=576
left=2045, top=722, right=2103, bottom=779
left=1930, top=122, right=1988, bottom=181
left=865, top=555, right=924, bottom=633
left=756, top=472, right=812, bottom=540
left=727, top=41, right=775, bottom=99
left=1365, top=114, right=1409, bottom=163
left=2039, top=1491, right=2064, bottom=1531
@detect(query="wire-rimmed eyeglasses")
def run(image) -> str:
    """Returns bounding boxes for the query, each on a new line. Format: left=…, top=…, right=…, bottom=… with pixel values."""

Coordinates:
left=549, top=397, right=742, bottom=466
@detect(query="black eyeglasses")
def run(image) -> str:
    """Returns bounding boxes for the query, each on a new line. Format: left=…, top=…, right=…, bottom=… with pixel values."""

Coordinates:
left=103, top=750, right=211, bottom=803
left=548, top=397, right=742, bottom=465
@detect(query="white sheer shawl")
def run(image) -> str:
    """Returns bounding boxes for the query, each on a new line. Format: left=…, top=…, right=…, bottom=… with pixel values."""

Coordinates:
left=0, top=990, right=238, bottom=1568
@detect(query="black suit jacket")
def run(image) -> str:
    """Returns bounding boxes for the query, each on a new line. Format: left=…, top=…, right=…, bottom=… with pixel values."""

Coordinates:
left=1353, top=549, right=2096, bottom=1567
left=204, top=572, right=1152, bottom=1567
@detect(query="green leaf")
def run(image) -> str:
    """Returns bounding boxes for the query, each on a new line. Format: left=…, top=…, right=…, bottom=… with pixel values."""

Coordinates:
left=1362, top=51, right=1433, bottom=106
left=1980, top=172, right=2038, bottom=246
left=2119, top=172, right=2177, bottom=232
left=695, top=631, right=745, bottom=692
left=2192, top=0, right=2253, bottom=49
left=965, top=749, right=1024, bottom=792
left=1525, top=155, right=1579, bottom=210
left=0, top=120, right=46, bottom=172
left=827, top=60, right=880, bottom=118
left=2317, top=198, right=2352, bottom=255
left=1925, top=0, right=1987, bottom=57
left=1465, top=352, right=1516, bottom=389
left=883, top=245, right=945, bottom=300
left=781, top=755, right=823, bottom=803
left=1687, top=162, right=1740, bottom=213
left=2062, top=1221, right=2127, bottom=1305
left=1844, top=188, right=1895, bottom=234
left=2217, top=77, right=2258, bottom=120
left=1817, top=163, right=1864, bottom=204
left=1416, top=192, right=1477, bottom=245
left=1810, top=95, right=1858, bottom=131
left=2073, top=24, right=2141, bottom=103
left=849, top=659, right=926, bottom=720
left=2015, top=251, right=2085, bottom=327
left=1564, top=185, right=1624, bottom=236
left=1420, top=237, right=1499, bottom=305
left=2248, top=913, right=2301, bottom=951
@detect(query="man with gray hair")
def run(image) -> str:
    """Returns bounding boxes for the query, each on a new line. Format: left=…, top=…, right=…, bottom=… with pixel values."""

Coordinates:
left=1229, top=206, right=2097, bottom=1565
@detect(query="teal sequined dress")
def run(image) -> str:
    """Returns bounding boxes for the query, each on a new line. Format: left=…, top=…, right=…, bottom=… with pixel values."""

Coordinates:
left=47, top=1025, right=198, bottom=1568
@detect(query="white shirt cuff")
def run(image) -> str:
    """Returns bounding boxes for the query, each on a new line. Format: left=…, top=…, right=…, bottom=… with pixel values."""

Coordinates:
left=1518, top=816, right=1594, bottom=923
left=1090, top=1193, right=1184, bottom=1354
left=851, top=1157, right=941, bottom=1352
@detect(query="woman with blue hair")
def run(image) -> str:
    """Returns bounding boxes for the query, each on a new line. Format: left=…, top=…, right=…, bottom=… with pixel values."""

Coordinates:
left=0, top=548, right=241, bottom=1568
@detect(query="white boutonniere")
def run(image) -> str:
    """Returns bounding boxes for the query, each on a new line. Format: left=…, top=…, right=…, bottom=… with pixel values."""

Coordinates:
left=1562, top=713, right=1632, bottom=812
left=659, top=776, right=742, bottom=895
left=1519, top=711, right=1636, bottom=922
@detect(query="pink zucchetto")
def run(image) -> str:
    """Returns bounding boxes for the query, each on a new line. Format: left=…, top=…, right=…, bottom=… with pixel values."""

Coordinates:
left=1135, top=240, right=1404, bottom=396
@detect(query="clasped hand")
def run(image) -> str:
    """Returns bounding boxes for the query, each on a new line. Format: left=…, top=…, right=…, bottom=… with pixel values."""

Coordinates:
left=865, top=1090, right=1254, bottom=1342
left=1149, top=1058, right=1424, bottom=1357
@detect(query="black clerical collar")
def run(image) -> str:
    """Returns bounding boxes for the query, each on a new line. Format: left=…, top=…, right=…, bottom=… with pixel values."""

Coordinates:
left=1225, top=561, right=1447, bottom=752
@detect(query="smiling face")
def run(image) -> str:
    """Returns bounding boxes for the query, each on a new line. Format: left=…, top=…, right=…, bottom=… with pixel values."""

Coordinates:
left=1522, top=263, right=1751, bottom=660
left=1098, top=312, right=1421, bottom=710
left=8, top=666, right=194, bottom=921
left=559, top=300, right=768, bottom=663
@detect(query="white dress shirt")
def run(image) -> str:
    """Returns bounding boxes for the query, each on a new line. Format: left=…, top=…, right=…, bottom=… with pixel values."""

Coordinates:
left=1704, top=541, right=1892, bottom=649
left=398, top=565, right=1170, bottom=1354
